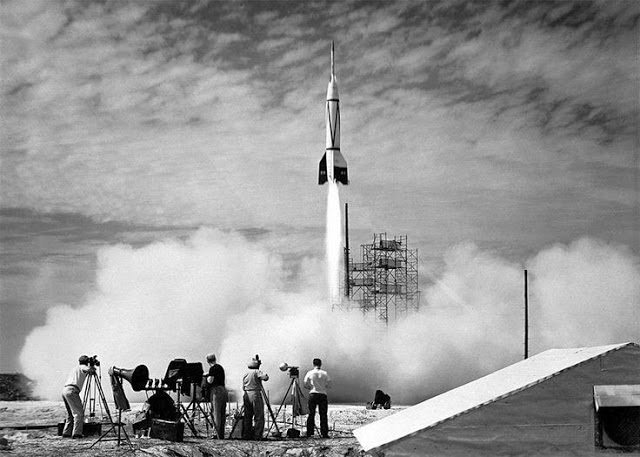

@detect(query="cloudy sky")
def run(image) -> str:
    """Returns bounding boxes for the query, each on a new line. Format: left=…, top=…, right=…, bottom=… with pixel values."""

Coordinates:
left=1, top=0, right=638, bottom=377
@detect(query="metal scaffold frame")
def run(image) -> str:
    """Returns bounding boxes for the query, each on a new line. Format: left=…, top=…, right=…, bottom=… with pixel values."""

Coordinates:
left=342, top=233, right=420, bottom=324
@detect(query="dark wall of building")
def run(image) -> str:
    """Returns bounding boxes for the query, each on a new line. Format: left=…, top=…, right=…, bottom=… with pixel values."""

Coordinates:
left=380, top=345, right=640, bottom=457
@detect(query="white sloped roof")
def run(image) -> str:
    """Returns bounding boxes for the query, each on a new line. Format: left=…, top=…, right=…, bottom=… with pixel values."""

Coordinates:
left=354, top=342, right=635, bottom=452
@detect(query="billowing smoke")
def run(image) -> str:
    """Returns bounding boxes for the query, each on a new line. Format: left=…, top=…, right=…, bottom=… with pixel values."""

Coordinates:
left=20, top=230, right=639, bottom=403
left=528, top=238, right=640, bottom=348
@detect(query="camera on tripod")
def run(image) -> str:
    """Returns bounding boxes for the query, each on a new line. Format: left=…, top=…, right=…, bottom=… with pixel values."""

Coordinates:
left=88, top=355, right=100, bottom=367
left=162, top=359, right=204, bottom=395
left=279, top=362, right=299, bottom=378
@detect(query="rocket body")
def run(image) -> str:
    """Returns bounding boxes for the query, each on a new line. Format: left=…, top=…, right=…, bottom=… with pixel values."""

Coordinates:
left=319, top=42, right=348, bottom=185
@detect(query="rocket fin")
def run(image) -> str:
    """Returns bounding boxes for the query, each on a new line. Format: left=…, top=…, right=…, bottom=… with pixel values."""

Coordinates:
left=318, top=153, right=328, bottom=185
left=333, top=150, right=348, bottom=185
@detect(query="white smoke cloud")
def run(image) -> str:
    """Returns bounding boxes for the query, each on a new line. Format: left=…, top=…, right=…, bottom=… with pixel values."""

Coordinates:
left=19, top=230, right=639, bottom=404
left=528, top=238, right=640, bottom=349
left=19, top=228, right=287, bottom=400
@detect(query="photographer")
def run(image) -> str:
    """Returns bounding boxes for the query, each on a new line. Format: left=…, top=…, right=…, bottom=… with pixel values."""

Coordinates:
left=242, top=355, right=269, bottom=440
left=205, top=353, right=227, bottom=439
left=61, top=355, right=96, bottom=438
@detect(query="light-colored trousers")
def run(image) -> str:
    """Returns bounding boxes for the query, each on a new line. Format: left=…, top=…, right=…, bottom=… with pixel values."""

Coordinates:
left=210, top=385, right=227, bottom=439
left=62, top=385, right=84, bottom=436
left=242, top=390, right=264, bottom=440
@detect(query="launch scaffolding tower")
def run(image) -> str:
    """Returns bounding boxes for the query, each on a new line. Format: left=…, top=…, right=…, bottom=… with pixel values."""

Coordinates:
left=343, top=233, right=420, bottom=324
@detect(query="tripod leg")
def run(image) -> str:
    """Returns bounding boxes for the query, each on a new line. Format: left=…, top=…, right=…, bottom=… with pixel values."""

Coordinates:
left=203, top=401, right=211, bottom=437
left=260, top=385, right=280, bottom=436
left=116, top=409, right=134, bottom=449
left=93, top=374, right=113, bottom=422
left=89, top=423, right=116, bottom=448
left=227, top=405, right=243, bottom=439
left=273, top=380, right=294, bottom=420
left=292, top=380, right=301, bottom=429
left=195, top=401, right=217, bottom=438
left=174, top=383, right=200, bottom=437
left=89, top=372, right=133, bottom=451
left=196, top=384, right=221, bottom=438
left=266, top=379, right=294, bottom=436
left=82, top=376, right=90, bottom=413
left=179, top=402, right=199, bottom=437
left=89, top=412, right=133, bottom=451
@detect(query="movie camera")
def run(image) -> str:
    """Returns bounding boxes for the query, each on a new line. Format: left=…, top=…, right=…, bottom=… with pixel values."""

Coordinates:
left=279, top=362, right=299, bottom=378
left=266, top=362, right=307, bottom=437
left=87, top=355, right=100, bottom=367
left=157, top=359, right=212, bottom=438
left=159, top=358, right=204, bottom=395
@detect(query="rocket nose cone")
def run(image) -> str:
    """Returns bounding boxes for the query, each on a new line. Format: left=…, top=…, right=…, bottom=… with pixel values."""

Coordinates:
left=327, top=79, right=339, bottom=99
left=330, top=41, right=335, bottom=77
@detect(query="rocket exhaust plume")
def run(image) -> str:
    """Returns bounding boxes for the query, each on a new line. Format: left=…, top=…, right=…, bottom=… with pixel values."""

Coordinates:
left=326, top=181, right=341, bottom=302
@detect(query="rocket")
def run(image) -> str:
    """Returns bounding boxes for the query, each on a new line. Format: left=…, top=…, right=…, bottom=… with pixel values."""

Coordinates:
left=318, top=41, right=348, bottom=185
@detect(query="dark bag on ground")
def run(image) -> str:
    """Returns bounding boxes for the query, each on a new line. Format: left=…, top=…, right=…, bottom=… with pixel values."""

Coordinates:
left=149, top=419, right=184, bottom=442
left=373, top=389, right=391, bottom=409
left=133, top=389, right=179, bottom=433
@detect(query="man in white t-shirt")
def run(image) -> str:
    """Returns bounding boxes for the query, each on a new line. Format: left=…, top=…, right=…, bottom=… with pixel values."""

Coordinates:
left=303, top=358, right=332, bottom=438
left=61, top=355, right=95, bottom=438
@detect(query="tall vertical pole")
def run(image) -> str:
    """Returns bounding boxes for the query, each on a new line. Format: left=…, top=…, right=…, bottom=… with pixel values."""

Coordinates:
left=344, top=203, right=350, bottom=297
left=524, top=269, right=529, bottom=359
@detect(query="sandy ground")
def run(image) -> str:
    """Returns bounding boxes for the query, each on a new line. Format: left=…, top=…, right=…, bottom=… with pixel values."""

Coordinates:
left=0, top=401, right=400, bottom=456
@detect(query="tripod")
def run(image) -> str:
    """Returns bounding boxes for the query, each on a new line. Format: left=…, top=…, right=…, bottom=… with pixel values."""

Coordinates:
left=267, top=374, right=307, bottom=436
left=88, top=372, right=134, bottom=451
left=176, top=380, right=218, bottom=438
left=229, top=385, right=280, bottom=439
left=82, top=367, right=113, bottom=424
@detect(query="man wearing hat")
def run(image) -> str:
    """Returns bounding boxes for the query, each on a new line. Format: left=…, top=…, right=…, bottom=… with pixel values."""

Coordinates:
left=242, top=355, right=269, bottom=440
left=205, top=353, right=227, bottom=439
left=61, top=355, right=95, bottom=438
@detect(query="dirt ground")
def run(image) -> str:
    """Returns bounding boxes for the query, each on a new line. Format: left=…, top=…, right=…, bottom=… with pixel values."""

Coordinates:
left=0, top=401, right=400, bottom=456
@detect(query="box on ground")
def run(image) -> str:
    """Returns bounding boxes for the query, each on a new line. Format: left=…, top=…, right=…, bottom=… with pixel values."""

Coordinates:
left=150, top=419, right=184, bottom=442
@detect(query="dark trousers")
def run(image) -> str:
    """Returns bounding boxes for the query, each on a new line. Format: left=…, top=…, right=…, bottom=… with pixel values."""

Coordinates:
left=306, top=392, right=328, bottom=437
left=210, top=386, right=227, bottom=439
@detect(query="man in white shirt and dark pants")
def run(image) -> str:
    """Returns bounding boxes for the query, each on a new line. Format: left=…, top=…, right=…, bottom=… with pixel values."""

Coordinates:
left=303, top=358, right=331, bottom=438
